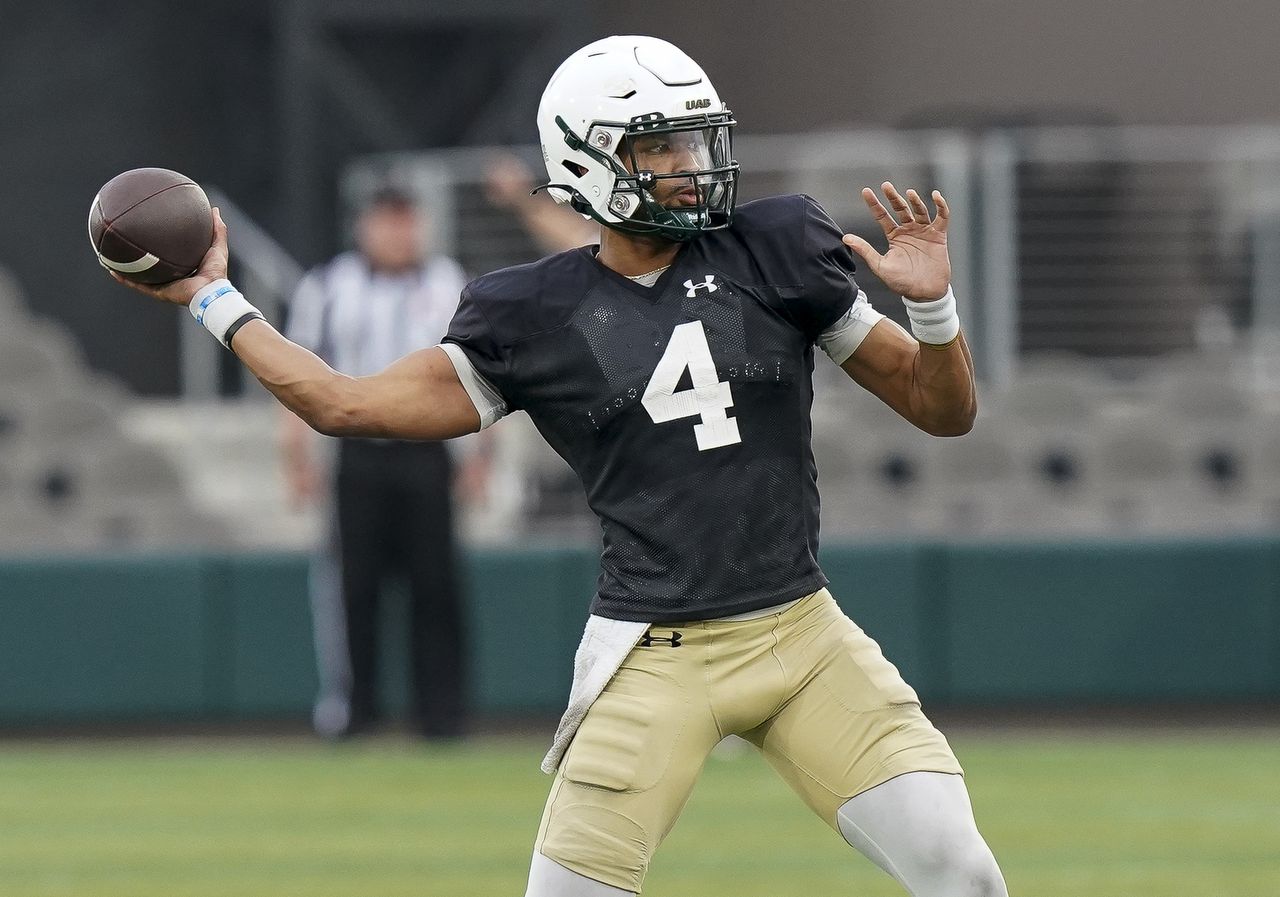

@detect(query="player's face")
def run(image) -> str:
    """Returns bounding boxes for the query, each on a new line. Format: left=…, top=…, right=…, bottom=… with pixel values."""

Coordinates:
left=357, top=204, right=426, bottom=271
left=624, top=130, right=715, bottom=208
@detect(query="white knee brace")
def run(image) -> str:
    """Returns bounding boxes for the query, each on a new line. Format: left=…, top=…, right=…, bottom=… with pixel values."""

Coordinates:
left=524, top=852, right=636, bottom=897
left=836, top=771, right=1007, bottom=897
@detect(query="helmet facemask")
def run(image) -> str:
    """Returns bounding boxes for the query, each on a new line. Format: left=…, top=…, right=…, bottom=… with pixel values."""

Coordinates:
left=544, top=109, right=739, bottom=243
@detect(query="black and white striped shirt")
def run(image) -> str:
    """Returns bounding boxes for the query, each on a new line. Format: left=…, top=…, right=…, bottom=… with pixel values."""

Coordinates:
left=286, top=251, right=468, bottom=375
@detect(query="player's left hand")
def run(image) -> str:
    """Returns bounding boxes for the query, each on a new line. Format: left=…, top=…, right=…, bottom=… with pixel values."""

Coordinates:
left=842, top=182, right=951, bottom=301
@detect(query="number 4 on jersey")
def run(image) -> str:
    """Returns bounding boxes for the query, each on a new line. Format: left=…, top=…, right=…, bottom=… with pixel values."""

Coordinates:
left=641, top=320, right=742, bottom=451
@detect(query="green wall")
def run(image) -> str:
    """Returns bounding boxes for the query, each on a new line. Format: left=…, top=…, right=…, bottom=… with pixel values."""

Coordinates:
left=0, top=538, right=1276, bottom=725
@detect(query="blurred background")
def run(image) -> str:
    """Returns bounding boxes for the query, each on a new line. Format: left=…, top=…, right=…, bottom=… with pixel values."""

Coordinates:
left=1, top=2, right=1278, bottom=896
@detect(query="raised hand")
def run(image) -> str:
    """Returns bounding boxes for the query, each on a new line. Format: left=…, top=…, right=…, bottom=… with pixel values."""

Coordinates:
left=842, top=182, right=951, bottom=301
left=108, top=208, right=230, bottom=306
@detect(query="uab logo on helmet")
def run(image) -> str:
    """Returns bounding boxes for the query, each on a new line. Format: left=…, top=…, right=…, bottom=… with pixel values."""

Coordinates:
left=685, top=98, right=712, bottom=110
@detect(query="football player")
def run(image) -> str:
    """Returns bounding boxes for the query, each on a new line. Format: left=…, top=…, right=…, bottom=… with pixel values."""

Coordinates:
left=110, top=34, right=1005, bottom=897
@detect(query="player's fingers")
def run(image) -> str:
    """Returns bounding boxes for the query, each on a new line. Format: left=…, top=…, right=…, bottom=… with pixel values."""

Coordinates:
left=906, top=189, right=931, bottom=221
left=110, top=270, right=163, bottom=300
left=932, top=190, right=951, bottom=232
left=861, top=187, right=897, bottom=237
left=198, top=208, right=231, bottom=278
left=882, top=181, right=916, bottom=224
left=109, top=269, right=141, bottom=291
left=842, top=233, right=882, bottom=272
left=211, top=208, right=229, bottom=250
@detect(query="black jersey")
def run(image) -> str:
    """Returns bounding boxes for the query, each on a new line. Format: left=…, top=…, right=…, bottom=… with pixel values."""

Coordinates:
left=444, top=194, right=860, bottom=622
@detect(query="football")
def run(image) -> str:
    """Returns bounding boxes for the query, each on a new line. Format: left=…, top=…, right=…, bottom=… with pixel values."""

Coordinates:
left=88, top=168, right=213, bottom=285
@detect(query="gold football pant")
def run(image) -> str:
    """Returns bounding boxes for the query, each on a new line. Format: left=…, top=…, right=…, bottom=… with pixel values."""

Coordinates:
left=534, top=588, right=962, bottom=893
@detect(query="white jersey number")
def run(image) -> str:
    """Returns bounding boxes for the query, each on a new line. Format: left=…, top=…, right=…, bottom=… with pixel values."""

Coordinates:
left=641, top=321, right=741, bottom=451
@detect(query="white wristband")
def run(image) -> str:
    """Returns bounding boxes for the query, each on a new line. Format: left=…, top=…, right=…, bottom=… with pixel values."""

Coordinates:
left=902, top=285, right=960, bottom=346
left=189, top=279, right=263, bottom=348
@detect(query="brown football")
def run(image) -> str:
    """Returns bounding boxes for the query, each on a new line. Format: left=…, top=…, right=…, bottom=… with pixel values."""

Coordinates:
left=88, top=168, right=213, bottom=285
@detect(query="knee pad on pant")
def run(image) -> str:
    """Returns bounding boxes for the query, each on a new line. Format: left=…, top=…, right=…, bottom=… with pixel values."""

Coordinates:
left=524, top=852, right=636, bottom=897
left=538, top=799, right=649, bottom=893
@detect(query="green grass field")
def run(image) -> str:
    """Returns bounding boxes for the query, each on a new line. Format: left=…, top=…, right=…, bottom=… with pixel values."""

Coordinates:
left=1, top=728, right=1277, bottom=896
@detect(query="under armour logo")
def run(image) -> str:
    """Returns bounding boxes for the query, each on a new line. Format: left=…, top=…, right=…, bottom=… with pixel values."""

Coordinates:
left=684, top=275, right=717, bottom=297
left=640, top=630, right=683, bottom=648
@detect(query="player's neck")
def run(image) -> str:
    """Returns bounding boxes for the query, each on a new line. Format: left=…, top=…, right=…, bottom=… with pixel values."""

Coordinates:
left=597, top=228, right=682, bottom=278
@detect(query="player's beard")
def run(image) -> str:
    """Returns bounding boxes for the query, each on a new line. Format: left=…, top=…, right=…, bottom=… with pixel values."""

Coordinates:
left=631, top=179, right=702, bottom=244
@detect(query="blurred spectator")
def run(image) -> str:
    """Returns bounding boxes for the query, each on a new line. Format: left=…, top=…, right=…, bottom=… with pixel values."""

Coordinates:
left=281, top=186, right=471, bottom=740
left=483, top=153, right=598, bottom=254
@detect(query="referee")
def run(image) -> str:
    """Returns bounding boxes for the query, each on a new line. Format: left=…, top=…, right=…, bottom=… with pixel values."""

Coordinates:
left=281, top=186, right=470, bottom=740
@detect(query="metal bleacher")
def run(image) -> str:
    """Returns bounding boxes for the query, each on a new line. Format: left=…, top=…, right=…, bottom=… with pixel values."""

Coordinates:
left=0, top=269, right=234, bottom=554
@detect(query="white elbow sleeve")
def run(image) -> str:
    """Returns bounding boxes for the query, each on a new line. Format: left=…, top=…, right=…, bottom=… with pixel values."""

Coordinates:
left=439, top=343, right=509, bottom=429
left=818, top=291, right=886, bottom=364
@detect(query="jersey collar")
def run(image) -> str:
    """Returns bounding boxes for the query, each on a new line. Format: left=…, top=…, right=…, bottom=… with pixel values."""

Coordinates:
left=580, top=243, right=693, bottom=302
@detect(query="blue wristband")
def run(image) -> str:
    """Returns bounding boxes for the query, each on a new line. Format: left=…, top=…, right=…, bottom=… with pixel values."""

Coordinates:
left=195, top=284, right=237, bottom=325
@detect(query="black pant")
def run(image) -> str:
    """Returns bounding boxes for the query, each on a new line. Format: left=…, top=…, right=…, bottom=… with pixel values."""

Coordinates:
left=335, top=439, right=465, bottom=737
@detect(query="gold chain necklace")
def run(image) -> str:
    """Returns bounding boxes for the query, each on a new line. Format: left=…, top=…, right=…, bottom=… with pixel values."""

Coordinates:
left=626, top=264, right=671, bottom=284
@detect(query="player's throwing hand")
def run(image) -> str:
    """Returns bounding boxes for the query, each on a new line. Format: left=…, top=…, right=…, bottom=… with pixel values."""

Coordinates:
left=109, top=208, right=230, bottom=306
left=842, top=182, right=951, bottom=301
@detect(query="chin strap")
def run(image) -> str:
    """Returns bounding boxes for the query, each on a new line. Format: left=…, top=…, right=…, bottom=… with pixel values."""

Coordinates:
left=532, top=181, right=683, bottom=240
left=530, top=181, right=617, bottom=228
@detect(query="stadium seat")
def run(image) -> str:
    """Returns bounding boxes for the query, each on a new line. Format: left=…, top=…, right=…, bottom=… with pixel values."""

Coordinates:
left=27, top=387, right=123, bottom=444
left=967, top=397, right=1098, bottom=499
left=820, top=423, right=942, bottom=538
left=923, top=423, right=1035, bottom=537
left=1143, top=369, right=1256, bottom=497
left=0, top=504, right=96, bottom=554
left=0, top=263, right=31, bottom=324
left=19, top=438, right=189, bottom=521
left=1016, top=351, right=1110, bottom=384
left=0, top=322, right=83, bottom=389
left=82, top=442, right=189, bottom=503
left=987, top=380, right=1106, bottom=525
left=0, top=385, right=37, bottom=451
left=810, top=417, right=860, bottom=486
left=1091, top=415, right=1188, bottom=530
left=0, top=455, right=17, bottom=506
left=1181, top=432, right=1252, bottom=497
left=1244, top=418, right=1280, bottom=527
left=928, top=423, right=1021, bottom=485
left=86, top=502, right=234, bottom=549
left=1152, top=369, right=1254, bottom=422
left=992, top=375, right=1097, bottom=429
left=1088, top=412, right=1269, bottom=533
left=820, top=477, right=929, bottom=539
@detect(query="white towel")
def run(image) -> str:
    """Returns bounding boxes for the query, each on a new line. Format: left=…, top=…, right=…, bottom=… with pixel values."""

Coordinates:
left=541, top=615, right=649, bottom=774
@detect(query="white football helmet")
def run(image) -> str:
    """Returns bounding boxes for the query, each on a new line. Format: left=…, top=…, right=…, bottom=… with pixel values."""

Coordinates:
left=535, top=35, right=739, bottom=242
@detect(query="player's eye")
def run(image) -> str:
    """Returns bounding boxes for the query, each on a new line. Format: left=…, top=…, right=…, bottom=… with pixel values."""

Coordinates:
left=633, top=138, right=668, bottom=156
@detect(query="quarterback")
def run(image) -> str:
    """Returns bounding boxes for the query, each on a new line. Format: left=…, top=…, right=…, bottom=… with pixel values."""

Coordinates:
left=111, top=35, right=1005, bottom=897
